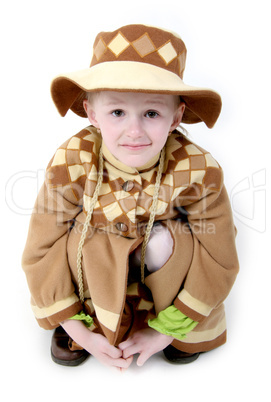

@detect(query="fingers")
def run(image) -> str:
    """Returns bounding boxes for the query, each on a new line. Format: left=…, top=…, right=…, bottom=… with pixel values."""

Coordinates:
left=119, top=335, right=151, bottom=365
left=120, top=344, right=151, bottom=366
left=101, top=353, right=133, bottom=370
left=105, top=343, right=123, bottom=359
left=119, top=329, right=174, bottom=367
left=136, top=351, right=150, bottom=367
left=118, top=338, right=139, bottom=359
left=120, top=344, right=140, bottom=359
left=117, top=356, right=134, bottom=371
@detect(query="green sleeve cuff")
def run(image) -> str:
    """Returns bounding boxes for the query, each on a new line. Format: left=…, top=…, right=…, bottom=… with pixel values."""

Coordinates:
left=69, top=311, right=94, bottom=328
left=148, top=305, right=198, bottom=340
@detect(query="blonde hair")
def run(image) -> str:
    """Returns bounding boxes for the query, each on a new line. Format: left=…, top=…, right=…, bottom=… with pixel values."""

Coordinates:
left=85, top=91, right=100, bottom=105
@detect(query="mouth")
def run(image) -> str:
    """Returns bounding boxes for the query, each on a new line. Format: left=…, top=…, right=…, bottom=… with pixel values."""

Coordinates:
left=120, top=143, right=151, bottom=151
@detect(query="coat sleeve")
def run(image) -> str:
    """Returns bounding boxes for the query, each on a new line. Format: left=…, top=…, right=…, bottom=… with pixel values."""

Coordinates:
left=21, top=130, right=98, bottom=329
left=173, top=166, right=239, bottom=323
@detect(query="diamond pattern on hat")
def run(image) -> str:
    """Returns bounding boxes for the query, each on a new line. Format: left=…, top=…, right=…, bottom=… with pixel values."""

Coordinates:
left=108, top=32, right=130, bottom=57
left=94, top=38, right=107, bottom=61
left=178, top=51, right=186, bottom=78
left=132, top=33, right=156, bottom=57
left=157, top=41, right=177, bottom=65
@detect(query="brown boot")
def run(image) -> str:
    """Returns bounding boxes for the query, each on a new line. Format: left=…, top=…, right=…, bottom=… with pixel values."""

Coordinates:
left=163, top=344, right=200, bottom=364
left=51, top=326, right=90, bottom=366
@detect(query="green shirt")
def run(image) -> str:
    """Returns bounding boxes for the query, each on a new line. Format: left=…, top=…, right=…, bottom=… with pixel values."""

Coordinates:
left=70, top=306, right=198, bottom=340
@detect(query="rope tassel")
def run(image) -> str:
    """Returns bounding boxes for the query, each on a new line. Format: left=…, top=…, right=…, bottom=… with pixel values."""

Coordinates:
left=140, top=147, right=165, bottom=283
left=76, top=145, right=166, bottom=304
left=76, top=147, right=104, bottom=304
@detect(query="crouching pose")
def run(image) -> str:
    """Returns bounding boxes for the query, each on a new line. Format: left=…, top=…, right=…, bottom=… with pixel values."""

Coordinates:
left=22, top=24, right=239, bottom=369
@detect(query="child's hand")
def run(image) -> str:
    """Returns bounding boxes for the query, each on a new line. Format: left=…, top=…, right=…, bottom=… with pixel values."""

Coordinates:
left=85, top=332, right=133, bottom=370
left=61, top=319, right=133, bottom=370
left=118, top=328, right=173, bottom=366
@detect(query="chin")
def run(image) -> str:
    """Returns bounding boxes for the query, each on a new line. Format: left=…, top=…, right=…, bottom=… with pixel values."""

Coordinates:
left=123, top=157, right=147, bottom=168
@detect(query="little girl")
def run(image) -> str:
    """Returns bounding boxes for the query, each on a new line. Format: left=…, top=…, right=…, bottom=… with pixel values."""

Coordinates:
left=22, top=24, right=239, bottom=369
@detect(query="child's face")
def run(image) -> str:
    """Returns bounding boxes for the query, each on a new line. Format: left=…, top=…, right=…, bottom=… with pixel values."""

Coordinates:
left=83, top=91, right=185, bottom=167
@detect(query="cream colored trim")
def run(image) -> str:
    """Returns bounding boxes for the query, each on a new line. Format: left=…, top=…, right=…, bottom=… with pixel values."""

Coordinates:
left=137, top=299, right=154, bottom=311
left=84, top=298, right=95, bottom=314
left=55, top=61, right=220, bottom=96
left=126, top=282, right=139, bottom=296
left=92, top=302, right=120, bottom=332
left=51, top=149, right=66, bottom=167
left=181, top=316, right=226, bottom=344
left=31, top=294, right=79, bottom=319
left=177, top=289, right=212, bottom=317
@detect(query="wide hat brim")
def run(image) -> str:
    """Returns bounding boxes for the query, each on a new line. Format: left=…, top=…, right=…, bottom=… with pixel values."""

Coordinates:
left=51, top=61, right=222, bottom=128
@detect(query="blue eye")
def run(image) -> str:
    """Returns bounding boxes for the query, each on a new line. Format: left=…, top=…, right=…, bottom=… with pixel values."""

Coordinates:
left=146, top=111, right=159, bottom=118
left=112, top=110, right=124, bottom=117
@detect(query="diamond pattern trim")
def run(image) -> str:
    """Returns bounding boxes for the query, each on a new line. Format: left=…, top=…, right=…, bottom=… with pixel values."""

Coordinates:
left=94, top=38, right=107, bottom=61
left=93, top=29, right=185, bottom=70
left=178, top=51, right=186, bottom=78
left=107, top=32, right=130, bottom=57
left=47, top=130, right=222, bottom=235
left=132, top=33, right=156, bottom=57
left=157, top=41, right=178, bottom=65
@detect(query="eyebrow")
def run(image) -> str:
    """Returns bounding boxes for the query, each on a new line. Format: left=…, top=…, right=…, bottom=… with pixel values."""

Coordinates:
left=144, top=99, right=168, bottom=106
left=104, top=96, right=168, bottom=107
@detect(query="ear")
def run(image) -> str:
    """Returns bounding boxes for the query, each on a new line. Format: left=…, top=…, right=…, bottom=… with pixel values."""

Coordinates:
left=83, top=99, right=100, bottom=128
left=170, top=102, right=185, bottom=132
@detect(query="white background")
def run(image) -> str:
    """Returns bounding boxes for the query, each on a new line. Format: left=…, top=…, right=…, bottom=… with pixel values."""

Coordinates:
left=1, top=0, right=270, bottom=400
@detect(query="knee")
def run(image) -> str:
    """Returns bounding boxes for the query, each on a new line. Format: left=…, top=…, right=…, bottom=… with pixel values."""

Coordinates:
left=144, top=223, right=174, bottom=273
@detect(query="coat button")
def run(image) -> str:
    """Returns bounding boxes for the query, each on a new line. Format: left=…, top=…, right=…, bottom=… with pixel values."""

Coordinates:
left=115, top=222, right=128, bottom=232
left=122, top=180, right=134, bottom=192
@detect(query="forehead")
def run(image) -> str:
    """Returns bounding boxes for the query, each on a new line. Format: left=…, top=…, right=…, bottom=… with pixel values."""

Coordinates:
left=97, top=91, right=178, bottom=106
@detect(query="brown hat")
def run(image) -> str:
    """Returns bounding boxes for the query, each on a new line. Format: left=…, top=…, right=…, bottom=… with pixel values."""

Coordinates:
left=51, top=24, right=222, bottom=128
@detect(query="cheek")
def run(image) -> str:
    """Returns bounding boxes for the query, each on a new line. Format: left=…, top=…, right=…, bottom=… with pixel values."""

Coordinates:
left=100, top=127, right=119, bottom=151
left=151, top=126, right=170, bottom=147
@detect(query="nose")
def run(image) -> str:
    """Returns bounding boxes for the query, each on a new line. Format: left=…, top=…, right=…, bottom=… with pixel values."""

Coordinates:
left=126, top=116, right=144, bottom=139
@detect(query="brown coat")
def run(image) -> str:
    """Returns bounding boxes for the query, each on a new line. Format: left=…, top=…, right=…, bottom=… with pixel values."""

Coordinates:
left=22, top=126, right=239, bottom=352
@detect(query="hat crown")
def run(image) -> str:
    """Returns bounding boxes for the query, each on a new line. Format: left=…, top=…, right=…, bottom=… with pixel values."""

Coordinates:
left=51, top=23, right=222, bottom=128
left=90, top=24, right=187, bottom=79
